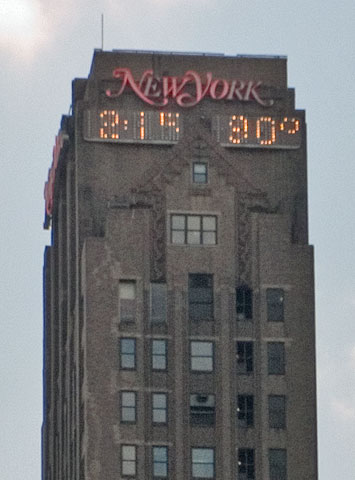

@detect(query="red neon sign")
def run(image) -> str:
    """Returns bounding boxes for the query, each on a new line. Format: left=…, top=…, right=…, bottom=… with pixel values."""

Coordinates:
left=106, top=68, right=273, bottom=107
left=44, top=132, right=66, bottom=216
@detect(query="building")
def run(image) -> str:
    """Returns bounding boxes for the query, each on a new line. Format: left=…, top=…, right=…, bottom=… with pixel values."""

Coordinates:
left=42, top=50, right=318, bottom=480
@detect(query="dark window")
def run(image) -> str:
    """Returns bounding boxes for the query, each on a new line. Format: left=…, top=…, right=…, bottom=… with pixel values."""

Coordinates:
left=269, top=395, right=286, bottom=429
left=193, top=162, right=208, bottom=184
left=190, top=394, right=215, bottom=425
left=152, top=340, right=167, bottom=371
left=192, top=448, right=215, bottom=478
left=237, top=395, right=254, bottom=427
left=152, top=393, right=167, bottom=424
left=153, top=446, right=168, bottom=478
left=119, top=280, right=136, bottom=322
left=238, top=448, right=255, bottom=480
left=121, top=391, right=136, bottom=423
left=171, top=215, right=217, bottom=245
left=120, top=338, right=136, bottom=370
left=121, top=445, right=136, bottom=476
left=151, top=283, right=167, bottom=323
left=267, top=289, right=284, bottom=322
left=189, top=274, right=214, bottom=321
left=236, top=342, right=253, bottom=374
left=190, top=341, right=214, bottom=372
left=267, top=342, right=285, bottom=375
left=236, top=286, right=253, bottom=320
left=269, top=449, right=287, bottom=480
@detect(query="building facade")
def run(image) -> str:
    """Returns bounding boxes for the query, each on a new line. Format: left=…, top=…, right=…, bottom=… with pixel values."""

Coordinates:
left=42, top=50, right=318, bottom=480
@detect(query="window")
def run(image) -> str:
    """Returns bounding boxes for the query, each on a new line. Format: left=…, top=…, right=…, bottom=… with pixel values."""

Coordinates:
left=237, top=395, right=254, bottom=427
left=120, top=338, right=136, bottom=370
left=193, top=162, right=208, bottom=184
left=192, top=448, right=215, bottom=478
left=269, top=395, right=286, bottom=429
left=153, top=446, right=168, bottom=478
left=121, top=391, right=136, bottom=423
left=267, top=289, right=284, bottom=322
left=190, top=394, right=215, bottom=425
left=189, top=274, right=214, bottom=321
left=190, top=341, right=214, bottom=372
left=238, top=449, right=255, bottom=480
left=152, top=340, right=167, bottom=371
left=236, top=342, right=253, bottom=374
left=119, top=280, right=136, bottom=322
left=121, top=445, right=136, bottom=476
left=151, top=283, right=167, bottom=323
left=236, top=286, right=253, bottom=320
left=171, top=215, right=217, bottom=245
left=267, top=342, right=285, bottom=375
left=152, top=393, right=167, bottom=424
left=269, top=449, right=287, bottom=480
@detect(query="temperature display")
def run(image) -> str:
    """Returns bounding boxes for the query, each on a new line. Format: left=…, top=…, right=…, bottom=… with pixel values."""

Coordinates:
left=215, top=115, right=301, bottom=148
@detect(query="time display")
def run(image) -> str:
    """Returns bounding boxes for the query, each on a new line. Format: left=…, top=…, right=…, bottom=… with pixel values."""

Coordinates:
left=84, top=110, right=301, bottom=148
left=215, top=115, right=301, bottom=148
left=85, top=110, right=181, bottom=143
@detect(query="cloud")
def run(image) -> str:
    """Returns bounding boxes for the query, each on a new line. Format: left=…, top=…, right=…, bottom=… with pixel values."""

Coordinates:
left=0, top=0, right=79, bottom=60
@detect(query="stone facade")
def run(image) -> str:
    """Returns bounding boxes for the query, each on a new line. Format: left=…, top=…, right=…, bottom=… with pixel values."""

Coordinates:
left=42, top=50, right=317, bottom=480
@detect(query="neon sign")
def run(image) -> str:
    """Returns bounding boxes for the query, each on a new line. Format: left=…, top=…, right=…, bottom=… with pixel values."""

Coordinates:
left=106, top=68, right=273, bottom=108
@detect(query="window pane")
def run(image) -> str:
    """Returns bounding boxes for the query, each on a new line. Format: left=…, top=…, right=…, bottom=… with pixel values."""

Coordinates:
left=191, top=357, right=213, bottom=371
left=120, top=339, right=136, bottom=369
left=153, top=447, right=168, bottom=477
left=194, top=163, right=207, bottom=174
left=202, top=232, right=216, bottom=245
left=187, top=216, right=201, bottom=230
left=121, top=339, right=135, bottom=353
left=202, top=216, right=216, bottom=230
left=151, top=283, right=167, bottom=323
left=172, top=231, right=185, bottom=244
left=119, top=281, right=136, bottom=300
left=172, top=215, right=185, bottom=229
left=122, top=446, right=136, bottom=460
left=192, top=448, right=214, bottom=478
left=187, top=231, right=201, bottom=244
left=191, top=341, right=212, bottom=356
left=269, top=395, right=286, bottom=428
left=268, top=343, right=285, bottom=375
left=267, top=288, right=284, bottom=322
left=269, top=449, right=287, bottom=480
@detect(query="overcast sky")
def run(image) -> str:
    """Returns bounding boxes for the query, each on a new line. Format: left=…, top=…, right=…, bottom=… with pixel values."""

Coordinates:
left=0, top=1, right=354, bottom=479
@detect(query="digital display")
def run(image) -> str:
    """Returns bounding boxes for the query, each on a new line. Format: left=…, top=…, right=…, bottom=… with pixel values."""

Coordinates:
left=214, top=115, right=301, bottom=148
left=84, top=110, right=301, bottom=149
left=84, top=110, right=181, bottom=143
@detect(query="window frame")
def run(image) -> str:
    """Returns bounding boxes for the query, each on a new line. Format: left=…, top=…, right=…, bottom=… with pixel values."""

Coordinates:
left=268, top=395, right=286, bottom=429
left=237, top=394, right=254, bottom=428
left=191, top=447, right=215, bottom=479
left=269, top=449, right=287, bottom=480
left=170, top=214, right=217, bottom=245
left=192, top=162, right=208, bottom=184
left=152, top=339, right=168, bottom=371
left=236, top=341, right=254, bottom=375
left=238, top=448, right=255, bottom=480
left=120, top=338, right=136, bottom=370
left=189, top=273, right=214, bottom=321
left=152, top=393, right=168, bottom=425
left=190, top=341, right=214, bottom=373
left=152, top=446, right=168, bottom=478
left=190, top=393, right=215, bottom=426
left=121, top=444, right=137, bottom=477
left=236, top=285, right=253, bottom=321
left=119, top=280, right=137, bottom=323
left=120, top=391, right=137, bottom=424
left=150, top=283, right=167, bottom=324
left=266, top=288, right=285, bottom=322
left=267, top=342, right=285, bottom=375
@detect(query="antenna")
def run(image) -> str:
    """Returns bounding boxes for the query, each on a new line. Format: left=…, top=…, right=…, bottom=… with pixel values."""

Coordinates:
left=101, top=14, right=104, bottom=50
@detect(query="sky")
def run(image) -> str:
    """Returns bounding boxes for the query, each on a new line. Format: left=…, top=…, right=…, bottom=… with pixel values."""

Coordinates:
left=0, top=0, right=354, bottom=478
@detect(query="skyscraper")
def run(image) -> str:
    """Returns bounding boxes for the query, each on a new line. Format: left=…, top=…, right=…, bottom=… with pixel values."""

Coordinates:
left=42, top=50, right=318, bottom=480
